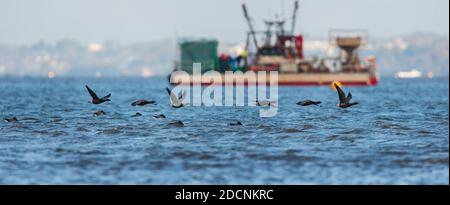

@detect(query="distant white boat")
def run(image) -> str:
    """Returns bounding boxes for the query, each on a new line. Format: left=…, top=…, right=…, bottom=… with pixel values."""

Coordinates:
left=395, top=69, right=423, bottom=79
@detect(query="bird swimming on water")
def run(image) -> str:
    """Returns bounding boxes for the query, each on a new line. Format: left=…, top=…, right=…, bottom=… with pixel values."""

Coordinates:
left=334, top=83, right=359, bottom=108
left=297, top=100, right=322, bottom=106
left=4, top=117, right=18, bottom=122
left=166, top=87, right=187, bottom=108
left=131, top=99, right=156, bottom=106
left=256, top=100, right=277, bottom=107
left=86, top=85, right=111, bottom=105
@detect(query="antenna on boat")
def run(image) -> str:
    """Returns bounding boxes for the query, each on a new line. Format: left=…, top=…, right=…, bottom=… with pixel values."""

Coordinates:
left=291, top=0, right=299, bottom=35
left=264, top=20, right=274, bottom=47
left=242, top=4, right=259, bottom=50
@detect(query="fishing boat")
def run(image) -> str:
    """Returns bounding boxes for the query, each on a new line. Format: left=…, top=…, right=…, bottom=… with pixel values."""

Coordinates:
left=170, top=1, right=379, bottom=86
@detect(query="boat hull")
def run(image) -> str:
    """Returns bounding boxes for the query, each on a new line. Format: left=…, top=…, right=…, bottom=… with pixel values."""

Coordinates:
left=170, top=72, right=379, bottom=86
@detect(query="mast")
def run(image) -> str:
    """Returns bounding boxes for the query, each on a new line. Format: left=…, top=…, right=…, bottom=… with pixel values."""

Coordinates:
left=264, top=20, right=274, bottom=47
left=291, top=0, right=299, bottom=35
left=242, top=4, right=259, bottom=49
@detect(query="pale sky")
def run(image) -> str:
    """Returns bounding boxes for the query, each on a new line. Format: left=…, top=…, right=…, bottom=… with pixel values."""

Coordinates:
left=0, top=0, right=449, bottom=44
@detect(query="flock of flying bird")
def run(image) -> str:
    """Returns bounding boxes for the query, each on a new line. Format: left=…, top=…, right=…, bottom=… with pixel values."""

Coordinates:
left=3, top=83, right=358, bottom=125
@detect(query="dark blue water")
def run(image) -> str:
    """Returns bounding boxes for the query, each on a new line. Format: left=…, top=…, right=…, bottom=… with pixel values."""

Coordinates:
left=0, top=77, right=448, bottom=184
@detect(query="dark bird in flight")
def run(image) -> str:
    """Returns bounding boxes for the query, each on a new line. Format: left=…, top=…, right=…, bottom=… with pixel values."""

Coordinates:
left=86, top=85, right=111, bottom=105
left=169, top=120, right=184, bottom=127
left=131, top=100, right=156, bottom=106
left=334, top=83, right=359, bottom=108
left=229, top=121, right=243, bottom=126
left=154, top=114, right=167, bottom=119
left=132, top=112, right=143, bottom=117
left=256, top=100, right=277, bottom=107
left=93, top=110, right=106, bottom=116
left=297, top=100, right=322, bottom=106
left=4, top=117, right=18, bottom=123
left=166, top=87, right=187, bottom=108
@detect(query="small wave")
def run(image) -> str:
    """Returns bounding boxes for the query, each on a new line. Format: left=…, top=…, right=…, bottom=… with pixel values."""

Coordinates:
left=325, top=135, right=339, bottom=141
left=393, top=158, right=449, bottom=166
left=181, top=161, right=230, bottom=170
left=32, top=130, right=68, bottom=137
left=275, top=135, right=292, bottom=140
left=376, top=121, right=412, bottom=131
left=76, top=127, right=90, bottom=132
left=21, top=117, right=41, bottom=122
left=51, top=118, right=63, bottom=123
left=379, top=150, right=409, bottom=156
left=97, top=128, right=123, bottom=135
left=172, top=151, right=217, bottom=161
left=374, top=116, right=394, bottom=121
left=301, top=124, right=316, bottom=131
left=245, top=153, right=318, bottom=162
left=417, top=130, right=435, bottom=136
left=283, top=128, right=303, bottom=133
left=339, top=128, right=366, bottom=135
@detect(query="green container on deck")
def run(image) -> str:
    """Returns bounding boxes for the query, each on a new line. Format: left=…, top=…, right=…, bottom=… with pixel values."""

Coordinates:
left=180, top=40, right=218, bottom=73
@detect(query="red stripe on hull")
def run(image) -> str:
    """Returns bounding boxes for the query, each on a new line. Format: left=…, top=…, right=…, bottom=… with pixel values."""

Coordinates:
left=175, top=81, right=378, bottom=87
left=171, top=76, right=379, bottom=87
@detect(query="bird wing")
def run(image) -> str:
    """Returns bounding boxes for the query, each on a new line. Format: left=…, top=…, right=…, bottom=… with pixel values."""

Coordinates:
left=102, top=93, right=111, bottom=100
left=347, top=93, right=353, bottom=102
left=131, top=100, right=142, bottom=106
left=256, top=101, right=267, bottom=106
left=180, top=91, right=187, bottom=101
left=166, top=87, right=179, bottom=104
left=334, top=83, right=347, bottom=103
left=86, top=85, right=99, bottom=100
